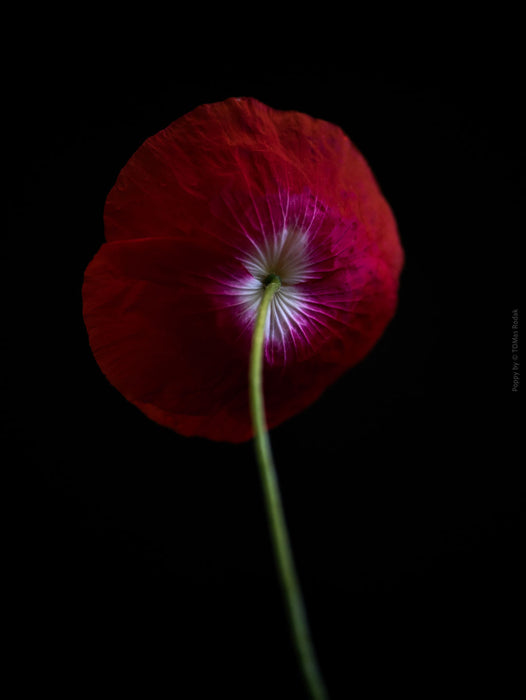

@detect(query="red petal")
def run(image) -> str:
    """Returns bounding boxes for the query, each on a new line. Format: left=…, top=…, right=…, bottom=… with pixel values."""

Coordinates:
left=104, top=97, right=402, bottom=277
left=84, top=97, right=404, bottom=442
left=83, top=236, right=251, bottom=442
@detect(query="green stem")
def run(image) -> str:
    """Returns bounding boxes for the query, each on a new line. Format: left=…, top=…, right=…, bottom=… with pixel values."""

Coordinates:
left=249, top=274, right=329, bottom=700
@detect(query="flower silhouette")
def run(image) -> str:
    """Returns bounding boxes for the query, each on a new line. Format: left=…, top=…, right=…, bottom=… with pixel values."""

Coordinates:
left=83, top=97, right=404, bottom=442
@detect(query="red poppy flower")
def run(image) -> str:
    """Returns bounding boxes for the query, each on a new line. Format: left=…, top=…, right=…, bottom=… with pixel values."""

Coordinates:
left=83, top=97, right=404, bottom=442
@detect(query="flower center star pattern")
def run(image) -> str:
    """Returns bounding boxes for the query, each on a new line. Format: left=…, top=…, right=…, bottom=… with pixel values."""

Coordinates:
left=239, top=221, right=314, bottom=361
left=219, top=193, right=363, bottom=365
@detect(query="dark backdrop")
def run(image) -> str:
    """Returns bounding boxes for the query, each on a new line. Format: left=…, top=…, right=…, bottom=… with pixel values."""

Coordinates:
left=6, top=37, right=523, bottom=698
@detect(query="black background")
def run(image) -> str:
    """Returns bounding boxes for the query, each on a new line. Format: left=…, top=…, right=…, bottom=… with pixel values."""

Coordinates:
left=6, top=31, right=524, bottom=698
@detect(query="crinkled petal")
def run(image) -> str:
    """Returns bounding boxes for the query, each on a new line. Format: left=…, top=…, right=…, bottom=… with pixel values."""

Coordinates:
left=84, top=97, right=404, bottom=442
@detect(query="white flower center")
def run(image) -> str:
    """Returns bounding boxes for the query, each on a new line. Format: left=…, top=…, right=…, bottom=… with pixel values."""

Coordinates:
left=237, top=226, right=315, bottom=360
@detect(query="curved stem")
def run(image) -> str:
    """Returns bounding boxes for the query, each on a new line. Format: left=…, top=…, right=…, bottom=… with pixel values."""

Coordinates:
left=249, top=275, right=329, bottom=700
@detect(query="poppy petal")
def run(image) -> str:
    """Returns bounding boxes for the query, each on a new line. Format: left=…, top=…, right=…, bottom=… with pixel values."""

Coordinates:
left=84, top=97, right=404, bottom=442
